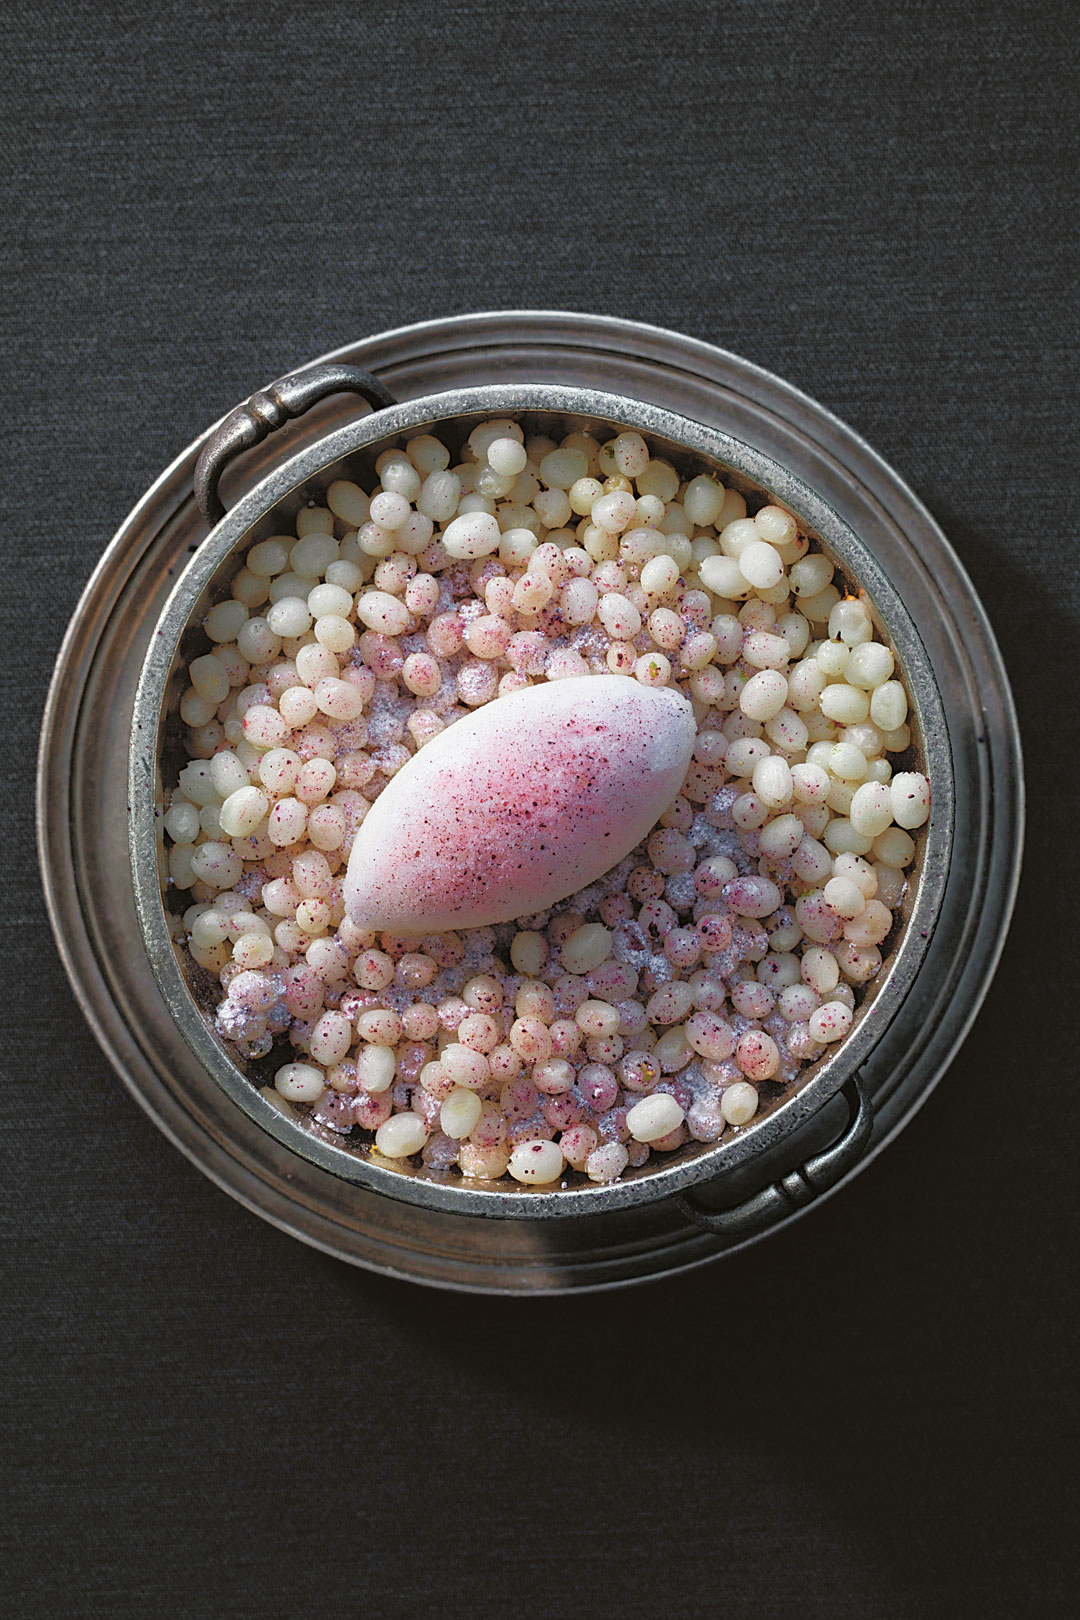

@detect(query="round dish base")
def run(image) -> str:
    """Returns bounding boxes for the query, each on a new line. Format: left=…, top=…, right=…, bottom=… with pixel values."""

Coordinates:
left=38, top=312, right=1022, bottom=1292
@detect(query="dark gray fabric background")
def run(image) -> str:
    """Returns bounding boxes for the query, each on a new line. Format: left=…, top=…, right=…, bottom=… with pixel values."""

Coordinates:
left=3, top=2, right=1076, bottom=1616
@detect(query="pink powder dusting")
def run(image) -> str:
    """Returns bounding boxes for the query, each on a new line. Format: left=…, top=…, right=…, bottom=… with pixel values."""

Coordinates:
left=345, top=676, right=696, bottom=932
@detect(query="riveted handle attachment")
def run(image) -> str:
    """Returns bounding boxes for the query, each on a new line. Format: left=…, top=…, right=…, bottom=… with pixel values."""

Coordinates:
left=674, top=1075, right=874, bottom=1240
left=194, top=362, right=399, bottom=525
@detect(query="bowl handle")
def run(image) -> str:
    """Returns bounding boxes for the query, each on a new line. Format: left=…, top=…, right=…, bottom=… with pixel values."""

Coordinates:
left=673, top=1075, right=874, bottom=1239
left=194, top=362, right=399, bottom=525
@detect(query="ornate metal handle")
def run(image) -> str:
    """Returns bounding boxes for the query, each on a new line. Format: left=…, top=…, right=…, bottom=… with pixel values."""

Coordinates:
left=674, top=1075, right=874, bottom=1239
left=193, top=362, right=399, bottom=525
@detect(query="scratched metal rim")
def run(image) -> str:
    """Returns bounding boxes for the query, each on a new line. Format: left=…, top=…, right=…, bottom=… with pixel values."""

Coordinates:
left=37, top=311, right=1023, bottom=1292
left=130, top=382, right=953, bottom=1220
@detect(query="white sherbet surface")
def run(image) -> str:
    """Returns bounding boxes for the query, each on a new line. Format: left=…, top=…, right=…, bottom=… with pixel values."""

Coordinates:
left=344, top=674, right=696, bottom=932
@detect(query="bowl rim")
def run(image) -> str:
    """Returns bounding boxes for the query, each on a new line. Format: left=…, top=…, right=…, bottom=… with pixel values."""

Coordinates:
left=129, top=381, right=954, bottom=1220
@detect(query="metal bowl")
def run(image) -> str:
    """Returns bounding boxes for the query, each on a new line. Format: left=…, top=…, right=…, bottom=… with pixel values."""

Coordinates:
left=40, top=310, right=1021, bottom=1290
left=128, top=370, right=953, bottom=1228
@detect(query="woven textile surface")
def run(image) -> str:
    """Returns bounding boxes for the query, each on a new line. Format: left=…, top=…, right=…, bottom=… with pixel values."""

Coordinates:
left=2, top=3, right=1076, bottom=1616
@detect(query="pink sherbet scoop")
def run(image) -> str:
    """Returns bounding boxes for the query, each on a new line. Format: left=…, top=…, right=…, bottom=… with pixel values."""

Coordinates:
left=344, top=674, right=696, bottom=933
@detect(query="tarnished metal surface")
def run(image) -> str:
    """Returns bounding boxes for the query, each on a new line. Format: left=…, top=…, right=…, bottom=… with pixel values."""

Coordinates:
left=193, top=362, right=397, bottom=525
left=675, top=1074, right=875, bottom=1238
left=37, top=312, right=1023, bottom=1291
left=130, top=383, right=952, bottom=1220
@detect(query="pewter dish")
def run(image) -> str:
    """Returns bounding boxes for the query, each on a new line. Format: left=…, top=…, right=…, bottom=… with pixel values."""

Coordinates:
left=38, top=312, right=1022, bottom=1291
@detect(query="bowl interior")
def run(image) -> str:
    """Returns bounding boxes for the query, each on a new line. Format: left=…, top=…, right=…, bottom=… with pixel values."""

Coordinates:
left=131, top=384, right=952, bottom=1218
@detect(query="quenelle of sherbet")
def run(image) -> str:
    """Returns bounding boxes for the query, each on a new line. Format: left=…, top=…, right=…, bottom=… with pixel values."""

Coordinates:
left=344, top=674, right=697, bottom=932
